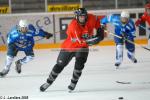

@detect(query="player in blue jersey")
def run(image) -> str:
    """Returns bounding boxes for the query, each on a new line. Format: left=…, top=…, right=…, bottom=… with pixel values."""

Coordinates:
left=101, top=11, right=137, bottom=67
left=0, top=19, right=53, bottom=77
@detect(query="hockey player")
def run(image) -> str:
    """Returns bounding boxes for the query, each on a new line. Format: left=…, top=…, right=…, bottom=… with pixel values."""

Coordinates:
left=135, top=3, right=150, bottom=46
left=0, top=19, right=53, bottom=77
left=40, top=8, right=105, bottom=92
left=101, top=11, right=137, bottom=67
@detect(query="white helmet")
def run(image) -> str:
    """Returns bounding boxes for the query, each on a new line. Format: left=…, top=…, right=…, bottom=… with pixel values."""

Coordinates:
left=19, top=19, right=28, bottom=28
left=121, top=11, right=129, bottom=18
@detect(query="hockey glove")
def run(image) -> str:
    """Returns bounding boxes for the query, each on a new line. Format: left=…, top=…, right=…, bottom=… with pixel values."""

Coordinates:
left=86, top=27, right=105, bottom=46
left=44, top=31, right=53, bottom=39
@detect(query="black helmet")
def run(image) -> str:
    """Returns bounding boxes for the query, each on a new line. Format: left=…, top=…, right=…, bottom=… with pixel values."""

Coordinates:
left=74, top=8, right=88, bottom=25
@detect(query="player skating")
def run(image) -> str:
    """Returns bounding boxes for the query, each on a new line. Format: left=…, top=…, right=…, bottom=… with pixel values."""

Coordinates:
left=0, top=19, right=53, bottom=77
left=40, top=8, right=105, bottom=92
left=101, top=11, right=137, bottom=68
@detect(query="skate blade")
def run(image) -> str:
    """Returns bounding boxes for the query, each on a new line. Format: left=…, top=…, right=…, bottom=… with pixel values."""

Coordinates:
left=68, top=90, right=74, bottom=93
left=0, top=73, right=7, bottom=78
left=40, top=83, right=50, bottom=92
left=116, top=66, right=119, bottom=69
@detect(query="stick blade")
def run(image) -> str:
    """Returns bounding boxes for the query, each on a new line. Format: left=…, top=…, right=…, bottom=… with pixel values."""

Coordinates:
left=116, top=81, right=131, bottom=84
left=142, top=46, right=150, bottom=51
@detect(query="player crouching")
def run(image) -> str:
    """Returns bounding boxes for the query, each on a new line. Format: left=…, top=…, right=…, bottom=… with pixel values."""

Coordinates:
left=0, top=19, right=53, bottom=77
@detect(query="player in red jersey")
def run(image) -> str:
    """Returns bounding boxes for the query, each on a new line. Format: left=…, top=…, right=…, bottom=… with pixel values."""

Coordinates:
left=135, top=3, right=150, bottom=45
left=40, top=8, right=105, bottom=92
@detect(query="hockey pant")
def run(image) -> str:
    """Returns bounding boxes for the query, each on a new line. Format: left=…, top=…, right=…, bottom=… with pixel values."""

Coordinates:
left=116, top=39, right=135, bottom=64
left=46, top=48, right=89, bottom=85
left=5, top=44, right=34, bottom=71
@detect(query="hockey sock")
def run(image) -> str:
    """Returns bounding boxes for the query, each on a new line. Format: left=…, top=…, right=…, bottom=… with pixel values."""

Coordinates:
left=116, top=44, right=123, bottom=64
left=5, top=55, right=14, bottom=70
left=20, top=56, right=34, bottom=64
left=71, top=69, right=82, bottom=84
left=47, top=70, right=59, bottom=84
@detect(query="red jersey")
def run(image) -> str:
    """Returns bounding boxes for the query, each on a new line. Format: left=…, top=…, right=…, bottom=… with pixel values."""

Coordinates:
left=61, top=14, right=100, bottom=51
left=135, top=12, right=150, bottom=26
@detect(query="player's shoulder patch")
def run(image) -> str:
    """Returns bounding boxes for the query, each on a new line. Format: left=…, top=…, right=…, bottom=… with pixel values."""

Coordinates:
left=9, top=30, right=19, bottom=38
left=10, top=29, right=18, bottom=35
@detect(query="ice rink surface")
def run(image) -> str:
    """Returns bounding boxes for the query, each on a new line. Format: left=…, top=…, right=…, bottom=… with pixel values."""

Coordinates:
left=0, top=46, right=150, bottom=100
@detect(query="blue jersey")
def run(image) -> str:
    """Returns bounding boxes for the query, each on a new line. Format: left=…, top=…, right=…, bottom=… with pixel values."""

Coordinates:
left=7, top=24, right=46, bottom=51
left=101, top=14, right=136, bottom=38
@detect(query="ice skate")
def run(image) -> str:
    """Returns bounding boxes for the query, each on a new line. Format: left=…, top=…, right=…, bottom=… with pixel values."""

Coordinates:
left=0, top=69, right=9, bottom=77
left=40, top=82, right=51, bottom=92
left=15, top=60, right=22, bottom=74
left=68, top=82, right=77, bottom=92
left=115, top=62, right=121, bottom=69
left=130, top=57, right=137, bottom=63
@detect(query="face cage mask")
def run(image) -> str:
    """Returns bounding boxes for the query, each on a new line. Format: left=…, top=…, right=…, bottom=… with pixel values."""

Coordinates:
left=76, top=15, right=88, bottom=25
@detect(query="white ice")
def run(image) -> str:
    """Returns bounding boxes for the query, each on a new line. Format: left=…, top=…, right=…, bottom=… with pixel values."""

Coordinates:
left=0, top=46, right=150, bottom=100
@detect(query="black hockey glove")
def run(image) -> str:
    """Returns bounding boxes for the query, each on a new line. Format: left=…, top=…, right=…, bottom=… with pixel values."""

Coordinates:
left=85, top=27, right=104, bottom=46
left=44, top=31, right=53, bottom=39
left=121, top=32, right=132, bottom=41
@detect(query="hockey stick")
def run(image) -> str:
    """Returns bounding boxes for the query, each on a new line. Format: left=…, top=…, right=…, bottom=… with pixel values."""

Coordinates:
left=139, top=25, right=147, bottom=30
left=0, top=32, right=6, bottom=44
left=1, top=36, right=5, bottom=44
left=116, top=81, right=150, bottom=85
left=105, top=30, right=150, bottom=51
